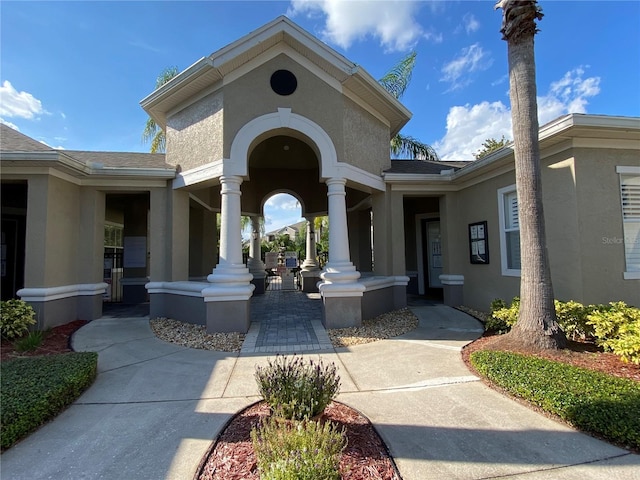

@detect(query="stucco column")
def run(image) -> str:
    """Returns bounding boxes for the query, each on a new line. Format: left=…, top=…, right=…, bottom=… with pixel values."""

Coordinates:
left=203, top=175, right=254, bottom=333
left=247, top=215, right=266, bottom=294
left=319, top=178, right=364, bottom=327
left=301, top=216, right=319, bottom=271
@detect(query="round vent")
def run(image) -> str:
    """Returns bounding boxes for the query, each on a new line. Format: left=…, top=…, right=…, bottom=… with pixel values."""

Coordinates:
left=270, top=70, right=297, bottom=96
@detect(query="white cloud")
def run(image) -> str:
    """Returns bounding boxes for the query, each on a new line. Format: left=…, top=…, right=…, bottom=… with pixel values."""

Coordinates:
left=0, top=80, right=47, bottom=119
left=434, top=101, right=512, bottom=160
left=287, top=0, right=424, bottom=52
left=264, top=193, right=301, bottom=211
left=37, top=139, right=65, bottom=150
left=435, top=67, right=602, bottom=160
left=0, top=117, right=19, bottom=130
left=263, top=193, right=304, bottom=233
left=463, top=13, right=480, bottom=34
left=537, top=67, right=601, bottom=125
left=440, top=43, right=492, bottom=91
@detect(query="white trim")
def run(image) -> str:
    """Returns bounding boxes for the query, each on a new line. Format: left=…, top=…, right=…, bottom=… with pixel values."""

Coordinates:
left=497, top=184, right=521, bottom=277
left=617, top=166, right=640, bottom=174
left=145, top=281, right=209, bottom=297
left=228, top=108, right=337, bottom=178
left=619, top=169, right=640, bottom=277
left=227, top=108, right=385, bottom=191
left=439, top=274, right=464, bottom=286
left=360, top=275, right=409, bottom=292
left=223, top=43, right=343, bottom=94
left=18, top=283, right=108, bottom=302
left=173, top=161, right=223, bottom=189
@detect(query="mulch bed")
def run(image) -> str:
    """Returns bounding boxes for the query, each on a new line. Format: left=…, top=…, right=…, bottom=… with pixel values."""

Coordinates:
left=197, top=401, right=401, bottom=480
left=0, top=320, right=87, bottom=362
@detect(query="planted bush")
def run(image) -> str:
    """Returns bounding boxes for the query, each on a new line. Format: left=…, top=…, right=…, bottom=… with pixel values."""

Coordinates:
left=587, top=302, right=640, bottom=364
left=485, top=297, right=519, bottom=333
left=1, top=299, right=36, bottom=340
left=486, top=298, right=640, bottom=363
left=251, top=413, right=346, bottom=480
left=13, top=330, right=44, bottom=352
left=1, top=352, right=98, bottom=449
left=470, top=350, right=640, bottom=449
left=255, top=355, right=340, bottom=420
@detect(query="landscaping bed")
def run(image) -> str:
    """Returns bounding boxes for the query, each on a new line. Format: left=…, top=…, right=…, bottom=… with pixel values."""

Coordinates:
left=197, top=401, right=400, bottom=480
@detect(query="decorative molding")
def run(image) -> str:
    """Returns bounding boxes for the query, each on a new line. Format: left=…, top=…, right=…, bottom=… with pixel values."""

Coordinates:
left=145, top=281, right=209, bottom=297
left=360, top=275, right=410, bottom=292
left=173, top=161, right=223, bottom=189
left=18, top=283, right=108, bottom=302
left=438, top=274, right=464, bottom=286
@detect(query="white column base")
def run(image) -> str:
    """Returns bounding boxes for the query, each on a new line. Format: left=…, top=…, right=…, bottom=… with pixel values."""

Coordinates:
left=204, top=265, right=255, bottom=301
left=318, top=264, right=365, bottom=298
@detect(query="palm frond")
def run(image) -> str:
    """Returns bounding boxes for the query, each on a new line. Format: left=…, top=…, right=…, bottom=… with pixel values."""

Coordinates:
left=378, top=51, right=416, bottom=100
left=142, top=66, right=179, bottom=153
left=391, top=133, right=440, bottom=161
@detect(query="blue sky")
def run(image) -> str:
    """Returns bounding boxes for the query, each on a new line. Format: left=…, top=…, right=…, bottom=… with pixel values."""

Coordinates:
left=2, top=0, right=639, bottom=233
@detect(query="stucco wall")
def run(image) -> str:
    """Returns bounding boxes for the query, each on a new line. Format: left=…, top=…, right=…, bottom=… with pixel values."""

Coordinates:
left=223, top=54, right=344, bottom=161
left=342, top=97, right=391, bottom=176
left=445, top=146, right=639, bottom=311
left=166, top=91, right=224, bottom=171
left=448, top=171, right=520, bottom=310
left=25, top=175, right=81, bottom=287
left=574, top=148, right=640, bottom=305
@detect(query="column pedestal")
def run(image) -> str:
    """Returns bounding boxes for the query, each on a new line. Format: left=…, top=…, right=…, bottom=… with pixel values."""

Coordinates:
left=204, top=176, right=254, bottom=333
left=318, top=178, right=364, bottom=328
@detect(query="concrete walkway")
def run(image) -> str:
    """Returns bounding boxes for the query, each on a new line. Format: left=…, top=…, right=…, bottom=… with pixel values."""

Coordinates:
left=2, top=305, right=638, bottom=479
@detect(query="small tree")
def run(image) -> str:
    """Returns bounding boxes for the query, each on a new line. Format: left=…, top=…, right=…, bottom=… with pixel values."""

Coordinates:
left=474, top=136, right=509, bottom=159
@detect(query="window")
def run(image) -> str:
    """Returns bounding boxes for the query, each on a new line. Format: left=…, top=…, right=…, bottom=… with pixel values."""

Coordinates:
left=618, top=167, right=640, bottom=279
left=104, top=223, right=123, bottom=248
left=498, top=185, right=521, bottom=276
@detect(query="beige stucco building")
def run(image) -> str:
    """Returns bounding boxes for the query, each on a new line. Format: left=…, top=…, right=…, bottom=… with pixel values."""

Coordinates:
left=1, top=17, right=639, bottom=331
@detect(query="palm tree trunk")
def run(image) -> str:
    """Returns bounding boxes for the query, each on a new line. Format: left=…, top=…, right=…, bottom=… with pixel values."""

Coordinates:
left=507, top=36, right=565, bottom=350
left=496, top=0, right=566, bottom=350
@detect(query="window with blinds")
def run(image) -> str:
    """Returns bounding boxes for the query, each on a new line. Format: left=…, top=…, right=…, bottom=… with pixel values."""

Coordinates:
left=498, top=185, right=521, bottom=276
left=620, top=173, right=640, bottom=275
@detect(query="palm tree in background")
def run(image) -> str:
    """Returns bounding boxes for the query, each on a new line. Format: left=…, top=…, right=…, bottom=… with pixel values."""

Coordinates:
left=142, top=66, right=179, bottom=153
left=379, top=51, right=439, bottom=161
left=494, top=0, right=566, bottom=350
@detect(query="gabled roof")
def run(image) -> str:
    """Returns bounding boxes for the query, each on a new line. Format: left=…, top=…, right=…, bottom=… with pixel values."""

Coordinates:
left=140, top=16, right=411, bottom=137
left=0, top=124, right=52, bottom=152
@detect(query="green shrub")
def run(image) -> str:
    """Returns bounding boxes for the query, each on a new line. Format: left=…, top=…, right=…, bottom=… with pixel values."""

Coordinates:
left=251, top=414, right=346, bottom=480
left=1, top=352, right=98, bottom=449
left=470, top=350, right=640, bottom=449
left=486, top=297, right=519, bottom=333
left=554, top=300, right=595, bottom=341
left=587, top=302, right=640, bottom=364
left=255, top=355, right=340, bottom=421
left=1, top=299, right=36, bottom=340
left=13, top=330, right=44, bottom=352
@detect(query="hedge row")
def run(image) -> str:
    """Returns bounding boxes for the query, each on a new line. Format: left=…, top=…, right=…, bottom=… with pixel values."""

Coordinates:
left=1, top=352, right=98, bottom=449
left=470, top=350, right=640, bottom=450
